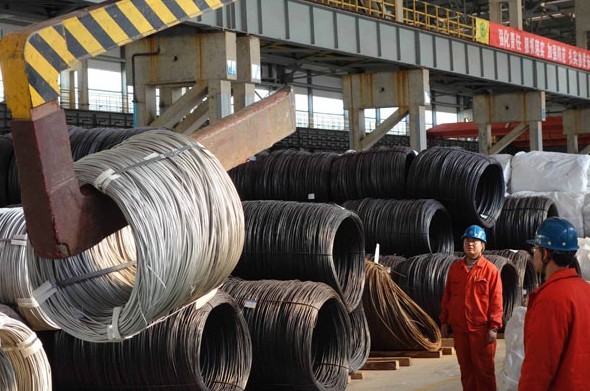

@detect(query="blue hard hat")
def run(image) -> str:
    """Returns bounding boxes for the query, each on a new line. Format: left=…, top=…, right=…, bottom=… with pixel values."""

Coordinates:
left=527, top=217, right=579, bottom=252
left=462, top=225, right=487, bottom=243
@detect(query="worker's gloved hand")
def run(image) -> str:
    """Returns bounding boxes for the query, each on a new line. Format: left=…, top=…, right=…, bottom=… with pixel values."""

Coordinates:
left=440, top=323, right=449, bottom=338
left=486, top=329, right=497, bottom=344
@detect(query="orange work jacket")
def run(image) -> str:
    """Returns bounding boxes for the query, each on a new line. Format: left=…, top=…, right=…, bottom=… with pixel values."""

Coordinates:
left=439, top=256, right=503, bottom=332
left=519, top=268, right=590, bottom=391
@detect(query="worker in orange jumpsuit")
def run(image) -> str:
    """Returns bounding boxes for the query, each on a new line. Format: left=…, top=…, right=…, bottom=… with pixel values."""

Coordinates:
left=519, top=217, right=590, bottom=391
left=439, top=225, right=503, bottom=391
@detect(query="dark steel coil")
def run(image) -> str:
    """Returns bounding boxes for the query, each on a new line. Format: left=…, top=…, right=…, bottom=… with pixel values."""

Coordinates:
left=223, top=278, right=350, bottom=391
left=407, top=147, right=505, bottom=228
left=348, top=302, right=371, bottom=372
left=228, top=159, right=260, bottom=200
left=487, top=196, right=559, bottom=250
left=363, top=261, right=442, bottom=352
left=41, top=292, right=252, bottom=391
left=330, top=147, right=416, bottom=202
left=254, top=149, right=337, bottom=202
left=343, top=198, right=454, bottom=256
left=482, top=254, right=520, bottom=327
left=234, top=200, right=365, bottom=312
left=392, top=253, right=458, bottom=324
left=485, top=250, right=539, bottom=302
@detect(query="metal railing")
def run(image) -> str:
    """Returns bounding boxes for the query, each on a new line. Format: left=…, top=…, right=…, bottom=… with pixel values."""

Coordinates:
left=307, top=0, right=477, bottom=42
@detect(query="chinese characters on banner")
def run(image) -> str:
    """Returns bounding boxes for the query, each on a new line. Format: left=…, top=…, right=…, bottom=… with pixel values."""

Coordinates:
left=487, top=22, right=590, bottom=72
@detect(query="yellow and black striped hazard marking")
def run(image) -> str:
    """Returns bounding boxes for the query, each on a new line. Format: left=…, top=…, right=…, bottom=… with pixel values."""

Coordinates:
left=0, top=0, right=237, bottom=119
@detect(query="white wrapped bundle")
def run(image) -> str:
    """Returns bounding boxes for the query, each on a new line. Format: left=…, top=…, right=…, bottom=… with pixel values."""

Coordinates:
left=510, top=151, right=590, bottom=193
left=491, top=154, right=512, bottom=195
left=499, top=306, right=526, bottom=391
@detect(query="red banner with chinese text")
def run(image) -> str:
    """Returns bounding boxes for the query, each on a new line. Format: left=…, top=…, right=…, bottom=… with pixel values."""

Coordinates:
left=489, top=22, right=590, bottom=72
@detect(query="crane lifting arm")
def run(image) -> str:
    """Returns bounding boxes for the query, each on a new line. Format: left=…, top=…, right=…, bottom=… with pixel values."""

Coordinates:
left=0, top=0, right=296, bottom=258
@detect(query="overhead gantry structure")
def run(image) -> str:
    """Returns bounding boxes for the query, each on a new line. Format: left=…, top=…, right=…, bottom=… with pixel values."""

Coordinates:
left=0, top=0, right=296, bottom=258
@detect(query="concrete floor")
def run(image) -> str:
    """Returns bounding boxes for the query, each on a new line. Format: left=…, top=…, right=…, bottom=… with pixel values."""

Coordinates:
left=349, top=339, right=506, bottom=390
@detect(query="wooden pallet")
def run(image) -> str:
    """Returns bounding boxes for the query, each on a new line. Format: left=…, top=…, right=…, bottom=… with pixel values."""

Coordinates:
left=367, top=356, right=413, bottom=366
left=361, top=360, right=400, bottom=370
left=370, top=349, right=443, bottom=358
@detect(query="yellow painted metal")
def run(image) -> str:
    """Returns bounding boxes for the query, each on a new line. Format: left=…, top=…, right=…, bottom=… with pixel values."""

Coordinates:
left=0, top=0, right=238, bottom=120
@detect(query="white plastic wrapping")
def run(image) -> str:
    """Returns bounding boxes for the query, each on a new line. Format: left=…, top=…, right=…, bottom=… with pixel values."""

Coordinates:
left=510, top=151, right=590, bottom=194
left=512, top=191, right=586, bottom=237
left=491, top=154, right=512, bottom=195
left=499, top=306, right=527, bottom=391
left=576, top=238, right=590, bottom=281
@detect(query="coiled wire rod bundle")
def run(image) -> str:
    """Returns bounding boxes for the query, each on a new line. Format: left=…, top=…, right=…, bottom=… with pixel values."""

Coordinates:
left=223, top=278, right=350, bottom=391
left=0, top=313, right=52, bottom=390
left=252, top=149, right=337, bottom=202
left=42, top=291, right=251, bottom=391
left=481, top=254, right=520, bottom=327
left=407, top=147, right=505, bottom=228
left=0, top=207, right=59, bottom=330
left=348, top=302, right=371, bottom=372
left=374, top=255, right=407, bottom=284
left=343, top=198, right=454, bottom=256
left=228, top=159, right=260, bottom=200
left=29, top=130, right=244, bottom=342
left=485, top=250, right=538, bottom=302
left=486, top=196, right=559, bottom=250
left=0, top=349, right=16, bottom=391
left=363, top=261, right=442, bottom=352
left=233, top=200, right=365, bottom=312
left=329, top=147, right=416, bottom=202
left=393, top=253, right=458, bottom=324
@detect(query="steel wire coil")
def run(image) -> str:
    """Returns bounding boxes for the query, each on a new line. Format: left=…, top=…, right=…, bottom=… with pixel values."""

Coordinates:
left=0, top=207, right=60, bottom=330
left=343, top=198, right=454, bottom=256
left=485, top=250, right=538, bottom=301
left=363, top=261, right=442, bottom=352
left=228, top=159, right=260, bottom=200
left=348, top=302, right=370, bottom=372
left=392, top=253, right=458, bottom=324
left=223, top=278, right=351, bottom=391
left=0, top=306, right=23, bottom=323
left=486, top=196, right=559, bottom=250
left=480, top=254, right=521, bottom=326
left=253, top=149, right=337, bottom=202
left=0, top=349, right=16, bottom=391
left=29, top=130, right=244, bottom=342
left=41, top=291, right=251, bottom=391
left=407, top=147, right=505, bottom=228
left=329, top=147, right=416, bottom=202
left=233, top=200, right=365, bottom=312
left=0, top=313, right=52, bottom=390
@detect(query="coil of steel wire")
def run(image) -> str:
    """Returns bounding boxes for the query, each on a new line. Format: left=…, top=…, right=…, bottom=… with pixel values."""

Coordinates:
left=329, top=147, right=416, bottom=202
left=29, top=130, right=244, bottom=342
left=348, top=302, right=371, bottom=372
left=374, top=255, right=408, bottom=284
left=41, top=291, right=251, bottom=391
left=393, top=253, right=458, bottom=324
left=228, top=159, right=260, bottom=200
left=223, top=278, right=350, bottom=391
left=363, top=261, right=442, bottom=352
left=252, top=149, right=337, bottom=202
left=0, top=313, right=52, bottom=390
left=234, top=200, right=365, bottom=312
left=485, top=250, right=538, bottom=302
left=0, top=208, right=60, bottom=330
left=407, top=147, right=505, bottom=228
left=482, top=254, right=521, bottom=326
left=486, top=196, right=559, bottom=250
left=343, top=198, right=454, bottom=256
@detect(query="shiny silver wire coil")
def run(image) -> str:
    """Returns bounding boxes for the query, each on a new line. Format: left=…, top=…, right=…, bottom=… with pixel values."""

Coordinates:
left=0, top=207, right=59, bottom=330
left=223, top=278, right=351, bottom=391
left=0, top=313, right=52, bottom=390
left=29, top=130, right=244, bottom=342
left=42, top=291, right=252, bottom=391
left=363, top=260, right=442, bottom=352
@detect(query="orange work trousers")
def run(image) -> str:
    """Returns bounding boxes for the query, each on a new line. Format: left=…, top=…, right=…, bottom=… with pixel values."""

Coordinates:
left=453, top=330, right=496, bottom=391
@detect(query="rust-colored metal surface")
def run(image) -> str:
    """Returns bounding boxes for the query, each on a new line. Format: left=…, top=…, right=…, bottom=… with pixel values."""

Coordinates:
left=12, top=104, right=127, bottom=259
left=15, top=87, right=295, bottom=259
